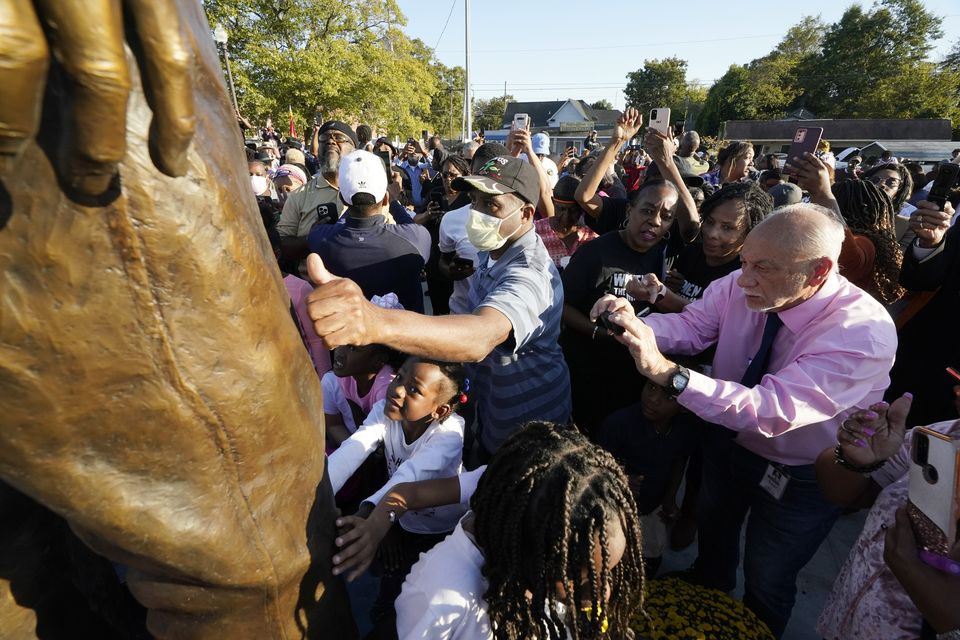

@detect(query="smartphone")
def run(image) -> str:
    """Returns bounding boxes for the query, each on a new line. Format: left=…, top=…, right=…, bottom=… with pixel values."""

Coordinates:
left=375, top=150, right=392, bottom=175
left=566, top=142, right=576, bottom=149
left=452, top=256, right=473, bottom=269
left=513, top=113, right=530, bottom=131
left=648, top=108, right=671, bottom=135
left=429, top=189, right=447, bottom=211
left=598, top=311, right=625, bottom=336
left=928, top=163, right=960, bottom=209
left=907, top=426, right=960, bottom=565
left=782, top=127, right=824, bottom=177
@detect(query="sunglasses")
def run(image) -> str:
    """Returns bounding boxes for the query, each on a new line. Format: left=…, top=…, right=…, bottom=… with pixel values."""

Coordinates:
left=867, top=176, right=901, bottom=188
left=318, top=133, right=353, bottom=145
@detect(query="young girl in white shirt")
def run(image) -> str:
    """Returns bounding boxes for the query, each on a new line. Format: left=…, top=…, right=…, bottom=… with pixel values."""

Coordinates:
left=327, top=355, right=467, bottom=635
left=392, top=421, right=645, bottom=640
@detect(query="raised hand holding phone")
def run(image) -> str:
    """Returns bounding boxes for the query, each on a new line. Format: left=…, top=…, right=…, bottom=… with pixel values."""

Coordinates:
left=642, top=128, right=677, bottom=166
left=911, top=200, right=954, bottom=248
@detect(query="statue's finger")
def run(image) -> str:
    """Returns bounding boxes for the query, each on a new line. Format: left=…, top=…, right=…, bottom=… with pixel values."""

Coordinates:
left=35, top=0, right=130, bottom=195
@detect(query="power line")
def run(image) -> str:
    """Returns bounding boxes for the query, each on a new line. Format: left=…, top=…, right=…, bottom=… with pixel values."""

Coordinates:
left=432, top=0, right=458, bottom=52
left=437, top=15, right=960, bottom=54
left=439, top=33, right=782, bottom=54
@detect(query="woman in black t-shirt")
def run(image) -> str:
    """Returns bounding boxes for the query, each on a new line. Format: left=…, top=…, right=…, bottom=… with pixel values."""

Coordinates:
left=561, top=179, right=682, bottom=435
left=630, top=182, right=773, bottom=313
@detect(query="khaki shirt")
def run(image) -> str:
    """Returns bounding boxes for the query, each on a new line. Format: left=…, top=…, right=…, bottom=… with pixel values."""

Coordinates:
left=277, top=176, right=344, bottom=238
left=675, top=155, right=710, bottom=177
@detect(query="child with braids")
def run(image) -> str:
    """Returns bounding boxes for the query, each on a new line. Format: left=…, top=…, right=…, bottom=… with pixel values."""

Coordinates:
left=832, top=179, right=906, bottom=306
left=327, top=355, right=468, bottom=635
left=395, top=421, right=644, bottom=640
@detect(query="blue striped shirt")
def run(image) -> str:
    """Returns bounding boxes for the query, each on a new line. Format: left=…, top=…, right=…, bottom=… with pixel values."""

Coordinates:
left=466, top=228, right=572, bottom=452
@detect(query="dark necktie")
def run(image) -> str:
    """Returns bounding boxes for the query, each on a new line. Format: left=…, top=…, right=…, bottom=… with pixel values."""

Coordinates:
left=741, top=313, right=784, bottom=388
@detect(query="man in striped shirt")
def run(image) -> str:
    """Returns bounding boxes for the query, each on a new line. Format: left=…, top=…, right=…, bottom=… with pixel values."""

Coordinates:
left=306, top=155, right=571, bottom=461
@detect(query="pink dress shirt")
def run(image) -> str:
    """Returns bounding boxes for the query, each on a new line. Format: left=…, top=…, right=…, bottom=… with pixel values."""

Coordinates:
left=643, top=270, right=898, bottom=465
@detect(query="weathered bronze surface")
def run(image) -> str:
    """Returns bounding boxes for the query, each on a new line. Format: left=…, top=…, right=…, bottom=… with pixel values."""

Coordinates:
left=0, top=1, right=351, bottom=637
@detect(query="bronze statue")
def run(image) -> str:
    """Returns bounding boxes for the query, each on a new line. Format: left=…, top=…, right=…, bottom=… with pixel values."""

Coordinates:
left=0, top=1, right=351, bottom=637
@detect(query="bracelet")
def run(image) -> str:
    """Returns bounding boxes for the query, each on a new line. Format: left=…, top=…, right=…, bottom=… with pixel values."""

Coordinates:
left=834, top=444, right=886, bottom=475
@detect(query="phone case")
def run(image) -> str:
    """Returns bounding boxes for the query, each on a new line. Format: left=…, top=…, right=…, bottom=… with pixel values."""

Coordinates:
left=782, top=127, right=824, bottom=176
left=648, top=108, right=671, bottom=135
left=907, top=427, right=960, bottom=556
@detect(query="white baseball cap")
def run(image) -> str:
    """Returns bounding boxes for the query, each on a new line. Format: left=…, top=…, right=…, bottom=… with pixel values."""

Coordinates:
left=531, top=132, right=550, bottom=156
left=338, top=150, right=388, bottom=206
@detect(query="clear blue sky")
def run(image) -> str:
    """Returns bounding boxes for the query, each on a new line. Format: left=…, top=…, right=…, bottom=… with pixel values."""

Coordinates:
left=394, top=0, right=960, bottom=107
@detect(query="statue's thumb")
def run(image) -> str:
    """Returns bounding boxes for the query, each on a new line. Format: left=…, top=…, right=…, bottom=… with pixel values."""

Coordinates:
left=307, top=253, right=336, bottom=286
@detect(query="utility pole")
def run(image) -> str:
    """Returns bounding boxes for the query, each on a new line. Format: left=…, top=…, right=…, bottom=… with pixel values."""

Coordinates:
left=213, top=24, right=238, bottom=114
left=463, top=0, right=472, bottom=142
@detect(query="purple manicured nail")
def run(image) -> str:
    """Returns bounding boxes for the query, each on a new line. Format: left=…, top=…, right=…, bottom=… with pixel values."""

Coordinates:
left=864, top=428, right=876, bottom=437
left=865, top=411, right=878, bottom=419
left=904, top=392, right=913, bottom=399
left=856, top=439, right=868, bottom=447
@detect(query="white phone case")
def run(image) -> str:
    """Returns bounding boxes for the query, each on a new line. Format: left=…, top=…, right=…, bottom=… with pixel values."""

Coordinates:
left=648, top=108, right=671, bottom=135
left=908, top=426, right=960, bottom=553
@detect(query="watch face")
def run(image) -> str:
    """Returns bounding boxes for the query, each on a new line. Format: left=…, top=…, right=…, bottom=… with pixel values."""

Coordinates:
left=671, top=368, right=689, bottom=395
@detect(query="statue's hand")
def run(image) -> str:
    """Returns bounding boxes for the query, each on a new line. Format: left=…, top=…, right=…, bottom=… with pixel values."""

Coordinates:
left=0, top=0, right=195, bottom=194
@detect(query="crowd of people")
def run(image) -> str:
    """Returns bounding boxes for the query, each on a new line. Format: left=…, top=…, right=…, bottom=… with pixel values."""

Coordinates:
left=246, top=108, right=960, bottom=640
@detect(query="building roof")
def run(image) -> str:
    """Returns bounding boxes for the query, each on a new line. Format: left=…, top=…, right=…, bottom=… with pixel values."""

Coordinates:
left=723, top=118, right=952, bottom=142
left=501, top=101, right=566, bottom=129
left=501, top=99, right=623, bottom=129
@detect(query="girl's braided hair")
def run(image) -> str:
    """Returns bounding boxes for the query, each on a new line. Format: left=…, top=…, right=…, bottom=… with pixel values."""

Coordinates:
left=831, top=179, right=905, bottom=305
left=471, top=421, right=644, bottom=640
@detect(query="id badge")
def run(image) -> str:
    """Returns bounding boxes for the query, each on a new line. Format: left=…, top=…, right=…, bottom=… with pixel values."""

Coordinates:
left=759, top=464, right=790, bottom=500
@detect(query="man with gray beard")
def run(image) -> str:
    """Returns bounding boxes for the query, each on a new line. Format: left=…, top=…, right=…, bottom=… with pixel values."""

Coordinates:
left=278, top=120, right=357, bottom=276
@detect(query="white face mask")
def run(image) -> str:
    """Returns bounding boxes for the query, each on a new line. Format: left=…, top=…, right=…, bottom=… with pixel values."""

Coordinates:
left=466, top=204, right=523, bottom=252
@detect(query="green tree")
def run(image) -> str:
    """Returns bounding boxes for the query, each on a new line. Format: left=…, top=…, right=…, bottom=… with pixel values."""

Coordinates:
left=589, top=99, right=614, bottom=110
left=624, top=57, right=690, bottom=117
left=202, top=0, right=440, bottom=137
left=425, top=62, right=466, bottom=141
left=945, top=41, right=960, bottom=74
left=473, top=95, right=514, bottom=132
left=697, top=16, right=824, bottom=135
left=799, top=0, right=944, bottom=119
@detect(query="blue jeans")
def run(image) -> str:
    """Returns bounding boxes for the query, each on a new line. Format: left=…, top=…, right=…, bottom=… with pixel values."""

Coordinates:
left=695, top=426, right=841, bottom=639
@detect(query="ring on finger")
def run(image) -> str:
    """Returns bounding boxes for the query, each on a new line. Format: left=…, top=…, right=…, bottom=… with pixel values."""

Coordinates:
left=840, top=420, right=856, bottom=434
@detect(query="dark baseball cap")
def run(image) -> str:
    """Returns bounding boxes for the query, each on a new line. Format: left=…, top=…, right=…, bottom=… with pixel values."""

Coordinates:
left=318, top=121, right=358, bottom=147
left=768, top=182, right=802, bottom=208
left=453, top=156, right=540, bottom=206
left=553, top=175, right=581, bottom=203
left=471, top=142, right=510, bottom=171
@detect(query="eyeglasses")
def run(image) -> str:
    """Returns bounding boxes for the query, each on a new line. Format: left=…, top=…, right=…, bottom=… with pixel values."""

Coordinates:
left=441, top=171, right=460, bottom=180
left=318, top=133, right=354, bottom=145
left=867, top=176, right=901, bottom=188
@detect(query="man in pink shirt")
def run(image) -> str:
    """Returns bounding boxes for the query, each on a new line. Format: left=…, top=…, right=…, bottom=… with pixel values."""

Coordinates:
left=593, top=204, right=897, bottom=638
